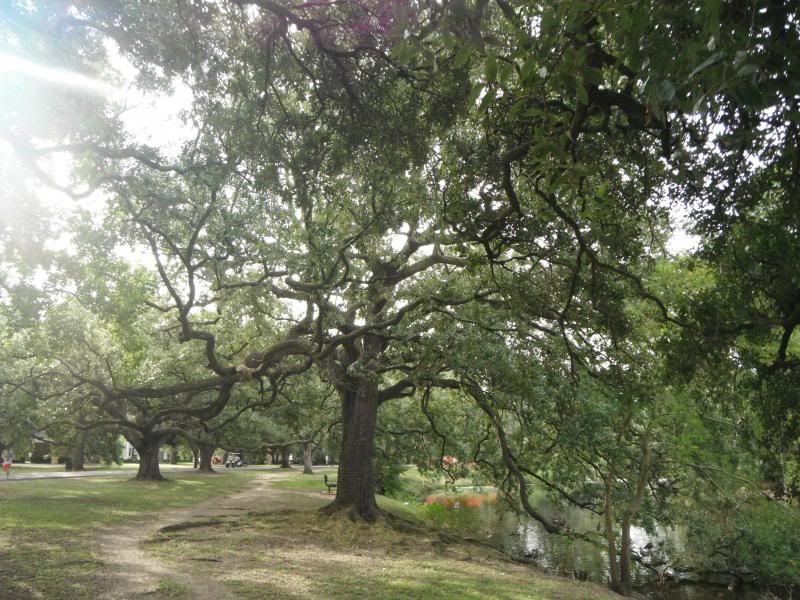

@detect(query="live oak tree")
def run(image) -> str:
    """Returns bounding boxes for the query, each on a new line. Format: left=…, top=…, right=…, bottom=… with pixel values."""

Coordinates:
left=2, top=4, right=800, bottom=574
left=642, top=0, right=800, bottom=493
left=253, top=371, right=338, bottom=474
left=414, top=275, right=686, bottom=593
left=1, top=0, right=474, bottom=504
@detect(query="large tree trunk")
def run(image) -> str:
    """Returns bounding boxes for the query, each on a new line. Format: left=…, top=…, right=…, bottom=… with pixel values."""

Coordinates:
left=604, top=466, right=621, bottom=592
left=619, top=515, right=634, bottom=593
left=69, top=430, right=86, bottom=471
left=133, top=436, right=164, bottom=480
left=168, top=446, right=178, bottom=465
left=321, top=376, right=382, bottom=521
left=191, top=445, right=199, bottom=469
left=302, top=441, right=314, bottom=475
left=198, top=444, right=215, bottom=473
left=280, top=446, right=292, bottom=469
left=619, top=436, right=652, bottom=593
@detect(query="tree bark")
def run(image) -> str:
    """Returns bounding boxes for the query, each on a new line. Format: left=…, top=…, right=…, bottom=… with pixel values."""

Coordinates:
left=280, top=446, right=292, bottom=469
left=198, top=444, right=216, bottom=473
left=302, top=441, right=314, bottom=474
left=168, top=446, right=178, bottom=465
left=69, top=430, right=86, bottom=471
left=192, top=445, right=199, bottom=469
left=133, top=435, right=164, bottom=480
left=604, top=465, right=621, bottom=592
left=620, top=435, right=652, bottom=593
left=321, top=376, right=382, bottom=521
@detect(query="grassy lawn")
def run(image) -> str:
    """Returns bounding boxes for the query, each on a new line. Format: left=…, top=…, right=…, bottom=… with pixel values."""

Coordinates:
left=0, top=470, right=259, bottom=599
left=6, top=462, right=196, bottom=474
left=0, top=468, right=620, bottom=599
left=144, top=470, right=620, bottom=600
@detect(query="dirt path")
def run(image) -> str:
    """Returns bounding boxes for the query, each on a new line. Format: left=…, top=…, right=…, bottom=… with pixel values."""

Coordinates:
left=94, top=471, right=293, bottom=600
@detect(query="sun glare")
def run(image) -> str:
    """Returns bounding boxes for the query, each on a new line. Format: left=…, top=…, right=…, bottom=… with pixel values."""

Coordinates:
left=0, top=53, right=116, bottom=96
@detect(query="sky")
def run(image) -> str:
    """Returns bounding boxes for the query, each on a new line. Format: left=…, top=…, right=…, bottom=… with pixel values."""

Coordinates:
left=0, top=44, right=195, bottom=270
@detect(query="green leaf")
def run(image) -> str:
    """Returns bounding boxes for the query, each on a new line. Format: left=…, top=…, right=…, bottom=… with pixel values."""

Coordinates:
left=583, top=66, right=603, bottom=86
left=656, top=80, right=676, bottom=102
left=390, top=41, right=416, bottom=66
left=576, top=80, right=589, bottom=105
left=736, top=64, right=758, bottom=77
left=485, top=51, right=497, bottom=83
left=477, top=88, right=495, bottom=113
left=735, top=82, right=764, bottom=107
left=467, top=82, right=483, bottom=106
left=648, top=94, right=666, bottom=124
left=454, top=44, right=472, bottom=68
left=689, top=51, right=725, bottom=78
left=498, top=63, right=515, bottom=85
left=692, top=93, right=708, bottom=113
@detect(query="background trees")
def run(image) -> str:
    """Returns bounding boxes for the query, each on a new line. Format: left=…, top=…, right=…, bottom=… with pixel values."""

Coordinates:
left=1, top=0, right=799, bottom=591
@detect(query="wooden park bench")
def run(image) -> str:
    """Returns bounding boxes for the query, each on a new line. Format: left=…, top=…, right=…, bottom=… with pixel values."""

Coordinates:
left=324, top=474, right=337, bottom=494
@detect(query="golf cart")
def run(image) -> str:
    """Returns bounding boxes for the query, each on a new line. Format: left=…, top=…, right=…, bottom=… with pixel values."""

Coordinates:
left=225, top=453, right=243, bottom=468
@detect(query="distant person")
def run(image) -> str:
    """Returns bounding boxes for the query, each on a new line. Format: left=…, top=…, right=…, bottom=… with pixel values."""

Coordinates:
left=2, top=457, right=11, bottom=478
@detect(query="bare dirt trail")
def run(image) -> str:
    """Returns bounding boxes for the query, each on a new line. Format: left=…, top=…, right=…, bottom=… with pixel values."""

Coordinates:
left=94, top=470, right=298, bottom=600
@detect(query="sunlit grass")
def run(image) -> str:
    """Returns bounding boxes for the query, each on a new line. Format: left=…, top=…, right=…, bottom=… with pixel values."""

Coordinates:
left=270, top=466, right=338, bottom=492
left=0, top=471, right=259, bottom=599
left=8, top=462, right=195, bottom=473
left=0, top=469, right=623, bottom=599
left=143, top=484, right=619, bottom=600
left=0, top=473, right=256, bottom=529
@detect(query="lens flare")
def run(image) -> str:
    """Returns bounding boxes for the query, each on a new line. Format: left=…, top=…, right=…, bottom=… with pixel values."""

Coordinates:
left=0, top=53, right=115, bottom=96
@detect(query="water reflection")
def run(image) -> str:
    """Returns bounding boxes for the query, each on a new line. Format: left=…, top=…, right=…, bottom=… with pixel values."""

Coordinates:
left=424, top=489, right=765, bottom=600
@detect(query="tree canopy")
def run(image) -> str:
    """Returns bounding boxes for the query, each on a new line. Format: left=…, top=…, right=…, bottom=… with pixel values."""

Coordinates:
left=1, top=0, right=799, bottom=592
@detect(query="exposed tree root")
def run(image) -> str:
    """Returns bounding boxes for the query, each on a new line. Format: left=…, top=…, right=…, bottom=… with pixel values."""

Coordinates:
left=133, top=474, right=167, bottom=482
left=158, top=519, right=224, bottom=534
left=383, top=511, right=429, bottom=533
left=315, top=498, right=535, bottom=567
left=319, top=501, right=386, bottom=523
left=319, top=500, right=387, bottom=523
left=188, top=557, right=223, bottom=563
left=434, top=530, right=540, bottom=566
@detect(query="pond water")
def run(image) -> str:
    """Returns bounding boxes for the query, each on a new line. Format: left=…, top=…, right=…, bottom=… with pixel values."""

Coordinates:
left=423, top=488, right=768, bottom=600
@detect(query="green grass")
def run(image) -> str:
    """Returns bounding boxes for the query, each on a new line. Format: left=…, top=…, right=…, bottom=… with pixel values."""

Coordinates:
left=0, top=468, right=622, bottom=599
left=269, top=469, right=421, bottom=520
left=8, top=462, right=132, bottom=473
left=0, top=471, right=258, bottom=599
left=8, top=462, right=196, bottom=474
left=0, top=472, right=258, bottom=529
left=270, top=467, right=338, bottom=491
left=155, top=578, right=191, bottom=599
left=144, top=484, right=619, bottom=600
